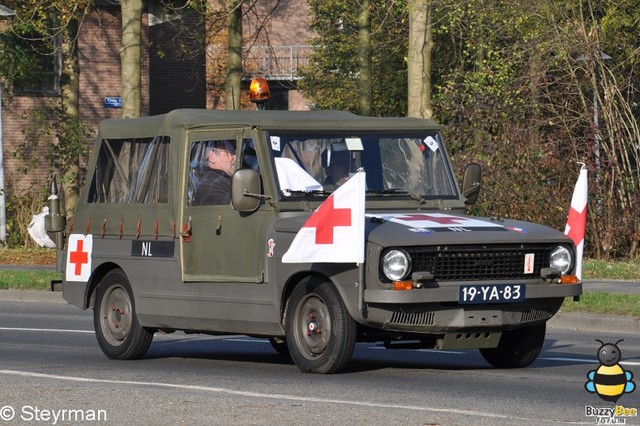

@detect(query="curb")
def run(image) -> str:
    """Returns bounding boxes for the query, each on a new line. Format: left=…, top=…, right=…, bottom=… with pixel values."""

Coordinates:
left=548, top=311, right=639, bottom=334
left=0, top=289, right=65, bottom=304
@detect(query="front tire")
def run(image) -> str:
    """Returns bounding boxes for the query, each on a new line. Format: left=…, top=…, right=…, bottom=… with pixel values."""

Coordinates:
left=93, top=269, right=153, bottom=360
left=480, top=322, right=546, bottom=368
left=285, top=278, right=356, bottom=374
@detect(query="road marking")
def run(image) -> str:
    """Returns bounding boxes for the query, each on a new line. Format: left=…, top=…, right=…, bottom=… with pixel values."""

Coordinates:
left=0, top=327, right=93, bottom=334
left=0, top=369, right=578, bottom=423
left=539, top=357, right=640, bottom=366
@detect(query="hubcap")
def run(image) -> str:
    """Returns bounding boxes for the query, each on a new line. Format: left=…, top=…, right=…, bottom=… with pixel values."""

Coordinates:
left=296, top=295, right=331, bottom=359
left=100, top=285, right=132, bottom=346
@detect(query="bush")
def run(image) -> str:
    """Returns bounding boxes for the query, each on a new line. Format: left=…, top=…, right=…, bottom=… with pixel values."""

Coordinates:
left=5, top=183, right=49, bottom=249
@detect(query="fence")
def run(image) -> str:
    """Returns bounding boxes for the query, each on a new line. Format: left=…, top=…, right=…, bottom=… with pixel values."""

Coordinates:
left=209, top=45, right=313, bottom=81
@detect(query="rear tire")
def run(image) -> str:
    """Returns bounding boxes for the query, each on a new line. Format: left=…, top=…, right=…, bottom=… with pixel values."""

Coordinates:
left=93, top=269, right=153, bottom=360
left=285, top=278, right=356, bottom=374
left=480, top=322, right=546, bottom=368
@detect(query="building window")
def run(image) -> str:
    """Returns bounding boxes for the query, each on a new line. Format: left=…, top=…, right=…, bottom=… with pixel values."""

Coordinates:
left=10, top=31, right=61, bottom=95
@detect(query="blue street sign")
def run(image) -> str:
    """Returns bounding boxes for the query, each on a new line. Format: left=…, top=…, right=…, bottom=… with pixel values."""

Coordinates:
left=103, top=97, right=122, bottom=108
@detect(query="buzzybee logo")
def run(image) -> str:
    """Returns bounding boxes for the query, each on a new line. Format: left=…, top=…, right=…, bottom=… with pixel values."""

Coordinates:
left=585, top=340, right=635, bottom=403
left=584, top=339, right=637, bottom=425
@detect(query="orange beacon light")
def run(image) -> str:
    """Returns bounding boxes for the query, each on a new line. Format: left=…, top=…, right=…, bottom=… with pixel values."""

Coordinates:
left=249, top=77, right=270, bottom=109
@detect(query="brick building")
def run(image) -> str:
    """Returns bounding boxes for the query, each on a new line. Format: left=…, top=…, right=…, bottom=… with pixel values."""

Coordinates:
left=1, top=0, right=313, bottom=201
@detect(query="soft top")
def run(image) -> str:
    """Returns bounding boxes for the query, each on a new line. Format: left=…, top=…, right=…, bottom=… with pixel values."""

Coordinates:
left=97, top=109, right=441, bottom=139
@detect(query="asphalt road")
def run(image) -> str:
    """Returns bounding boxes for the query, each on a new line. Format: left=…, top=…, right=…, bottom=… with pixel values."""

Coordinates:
left=0, top=293, right=638, bottom=425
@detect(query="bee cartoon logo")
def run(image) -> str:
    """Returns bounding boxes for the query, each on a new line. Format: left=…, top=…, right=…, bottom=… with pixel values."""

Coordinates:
left=585, top=339, right=635, bottom=403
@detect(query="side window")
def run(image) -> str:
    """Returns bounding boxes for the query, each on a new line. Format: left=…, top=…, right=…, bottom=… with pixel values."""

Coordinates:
left=87, top=136, right=170, bottom=203
left=188, top=139, right=237, bottom=206
left=241, top=138, right=260, bottom=173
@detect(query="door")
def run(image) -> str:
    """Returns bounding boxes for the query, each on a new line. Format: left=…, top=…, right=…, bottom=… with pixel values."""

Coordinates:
left=180, top=128, right=272, bottom=283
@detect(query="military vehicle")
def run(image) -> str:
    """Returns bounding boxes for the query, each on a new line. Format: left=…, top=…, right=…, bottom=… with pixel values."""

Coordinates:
left=46, top=109, right=582, bottom=373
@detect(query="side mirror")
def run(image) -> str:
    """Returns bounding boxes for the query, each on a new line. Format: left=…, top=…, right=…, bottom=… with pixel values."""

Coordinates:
left=462, top=163, right=482, bottom=205
left=231, top=169, right=263, bottom=212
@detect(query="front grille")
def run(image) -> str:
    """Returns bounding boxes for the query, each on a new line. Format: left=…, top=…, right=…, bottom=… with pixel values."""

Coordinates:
left=521, top=308, right=554, bottom=323
left=407, top=245, right=553, bottom=282
left=390, top=311, right=435, bottom=326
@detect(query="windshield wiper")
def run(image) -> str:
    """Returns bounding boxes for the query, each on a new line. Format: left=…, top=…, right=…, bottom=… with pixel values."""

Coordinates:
left=368, top=189, right=426, bottom=204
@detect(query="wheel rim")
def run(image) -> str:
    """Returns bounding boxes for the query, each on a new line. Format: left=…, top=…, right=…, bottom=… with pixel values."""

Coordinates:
left=99, top=285, right=132, bottom=347
left=293, top=293, right=332, bottom=360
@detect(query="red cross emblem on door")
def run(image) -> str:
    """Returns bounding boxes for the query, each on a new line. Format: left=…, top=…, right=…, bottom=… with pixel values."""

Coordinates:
left=66, top=234, right=93, bottom=281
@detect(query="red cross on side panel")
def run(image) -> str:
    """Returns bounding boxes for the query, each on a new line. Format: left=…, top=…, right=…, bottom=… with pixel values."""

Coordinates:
left=303, top=195, right=351, bottom=244
left=396, top=214, right=465, bottom=225
left=69, top=239, right=89, bottom=275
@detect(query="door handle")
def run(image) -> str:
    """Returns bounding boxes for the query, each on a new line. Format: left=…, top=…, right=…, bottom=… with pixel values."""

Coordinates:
left=216, top=214, right=222, bottom=235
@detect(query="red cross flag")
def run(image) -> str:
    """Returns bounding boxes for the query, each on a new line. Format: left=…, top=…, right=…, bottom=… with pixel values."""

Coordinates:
left=282, top=172, right=366, bottom=263
left=564, top=165, right=588, bottom=279
left=66, top=234, right=93, bottom=282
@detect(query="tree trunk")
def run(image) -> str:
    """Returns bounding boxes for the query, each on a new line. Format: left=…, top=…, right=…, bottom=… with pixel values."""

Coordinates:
left=357, top=0, right=372, bottom=116
left=226, top=0, right=243, bottom=110
left=60, top=19, right=80, bottom=217
left=407, top=0, right=433, bottom=119
left=121, top=0, right=143, bottom=118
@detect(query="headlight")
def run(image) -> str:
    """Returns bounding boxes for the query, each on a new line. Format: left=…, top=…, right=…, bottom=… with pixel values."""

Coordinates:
left=382, top=249, right=411, bottom=281
left=549, top=245, right=573, bottom=275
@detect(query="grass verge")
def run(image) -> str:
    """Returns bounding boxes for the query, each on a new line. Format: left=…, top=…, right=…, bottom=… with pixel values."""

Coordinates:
left=0, top=270, right=60, bottom=290
left=561, top=293, right=640, bottom=317
left=583, top=259, right=640, bottom=280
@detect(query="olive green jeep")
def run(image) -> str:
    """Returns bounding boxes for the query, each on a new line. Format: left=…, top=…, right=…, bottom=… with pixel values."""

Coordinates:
left=46, top=109, right=582, bottom=373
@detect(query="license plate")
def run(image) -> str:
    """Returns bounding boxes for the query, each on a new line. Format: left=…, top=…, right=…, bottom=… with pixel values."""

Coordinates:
left=458, top=284, right=525, bottom=305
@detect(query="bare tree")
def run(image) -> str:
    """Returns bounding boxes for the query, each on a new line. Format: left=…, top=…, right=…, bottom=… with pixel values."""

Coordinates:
left=59, top=17, right=82, bottom=215
left=121, top=0, right=143, bottom=118
left=407, top=0, right=433, bottom=119
left=357, top=0, right=372, bottom=116
left=225, top=0, right=242, bottom=110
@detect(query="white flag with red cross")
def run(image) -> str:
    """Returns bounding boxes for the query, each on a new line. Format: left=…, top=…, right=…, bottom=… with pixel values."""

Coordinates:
left=282, top=172, right=366, bottom=263
left=564, top=165, right=588, bottom=279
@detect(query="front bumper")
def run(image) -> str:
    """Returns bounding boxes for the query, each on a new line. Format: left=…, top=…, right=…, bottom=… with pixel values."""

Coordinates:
left=359, top=280, right=581, bottom=336
left=364, top=280, right=582, bottom=304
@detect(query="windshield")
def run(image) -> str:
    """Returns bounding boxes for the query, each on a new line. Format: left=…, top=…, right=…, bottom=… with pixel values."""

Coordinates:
left=267, top=132, right=459, bottom=200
